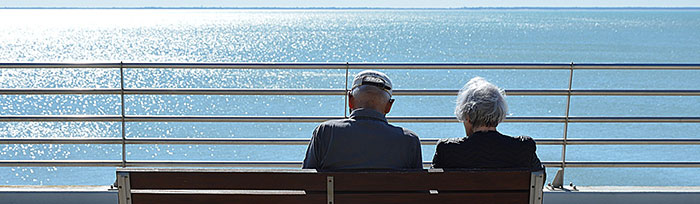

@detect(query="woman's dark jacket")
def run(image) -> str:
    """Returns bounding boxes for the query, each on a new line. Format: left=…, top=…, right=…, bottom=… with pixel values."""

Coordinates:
left=432, top=130, right=544, bottom=170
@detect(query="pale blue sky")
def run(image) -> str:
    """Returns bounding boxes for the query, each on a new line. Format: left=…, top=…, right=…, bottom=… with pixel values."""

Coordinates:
left=2, top=0, right=700, bottom=8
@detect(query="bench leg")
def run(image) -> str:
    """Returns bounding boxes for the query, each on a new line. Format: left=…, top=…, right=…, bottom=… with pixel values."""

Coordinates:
left=327, top=176, right=334, bottom=204
left=117, top=172, right=132, bottom=204
left=529, top=171, right=545, bottom=204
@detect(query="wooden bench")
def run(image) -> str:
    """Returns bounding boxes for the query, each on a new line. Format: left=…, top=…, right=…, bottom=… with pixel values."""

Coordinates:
left=116, top=168, right=544, bottom=204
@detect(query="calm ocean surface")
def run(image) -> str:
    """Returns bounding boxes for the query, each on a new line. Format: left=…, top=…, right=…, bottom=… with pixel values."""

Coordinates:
left=0, top=9, right=699, bottom=186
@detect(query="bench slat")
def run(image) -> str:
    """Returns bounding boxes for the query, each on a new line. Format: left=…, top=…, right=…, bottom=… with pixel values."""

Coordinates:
left=129, top=172, right=327, bottom=190
left=127, top=170, right=530, bottom=191
left=131, top=193, right=325, bottom=204
left=130, top=192, right=528, bottom=204
left=335, top=192, right=529, bottom=204
left=331, top=171, right=530, bottom=191
left=131, top=189, right=307, bottom=195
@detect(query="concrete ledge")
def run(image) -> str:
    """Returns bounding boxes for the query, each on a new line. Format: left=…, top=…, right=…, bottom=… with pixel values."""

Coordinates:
left=544, top=186, right=700, bottom=204
left=3, top=185, right=700, bottom=204
left=0, top=185, right=116, bottom=204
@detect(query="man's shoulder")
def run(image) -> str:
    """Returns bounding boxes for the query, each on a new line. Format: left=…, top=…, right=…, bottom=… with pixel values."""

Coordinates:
left=400, top=128, right=419, bottom=138
left=317, top=118, right=353, bottom=127
left=382, top=122, right=419, bottom=139
left=313, top=119, right=350, bottom=138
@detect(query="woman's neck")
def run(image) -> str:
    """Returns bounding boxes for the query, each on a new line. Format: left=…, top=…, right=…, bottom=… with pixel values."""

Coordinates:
left=472, top=126, right=497, bottom=134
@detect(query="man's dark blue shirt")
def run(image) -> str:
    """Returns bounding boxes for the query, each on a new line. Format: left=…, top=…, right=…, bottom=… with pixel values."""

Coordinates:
left=302, top=108, right=423, bottom=170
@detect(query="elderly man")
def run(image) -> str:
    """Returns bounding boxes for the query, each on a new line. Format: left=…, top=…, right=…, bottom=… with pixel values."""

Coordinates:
left=302, top=70, right=423, bottom=170
left=432, top=77, right=543, bottom=170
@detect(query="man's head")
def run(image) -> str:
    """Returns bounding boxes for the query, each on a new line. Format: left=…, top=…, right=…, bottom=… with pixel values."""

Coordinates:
left=455, top=77, right=508, bottom=135
left=348, top=70, right=394, bottom=114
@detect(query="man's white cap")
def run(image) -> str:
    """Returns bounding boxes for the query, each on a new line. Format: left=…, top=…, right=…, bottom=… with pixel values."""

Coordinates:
left=351, top=70, right=393, bottom=95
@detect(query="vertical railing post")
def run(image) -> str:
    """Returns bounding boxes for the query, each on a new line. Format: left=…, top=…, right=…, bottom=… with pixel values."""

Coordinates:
left=344, top=62, right=350, bottom=118
left=119, top=61, right=127, bottom=168
left=562, top=62, right=575, bottom=168
left=552, top=62, right=575, bottom=188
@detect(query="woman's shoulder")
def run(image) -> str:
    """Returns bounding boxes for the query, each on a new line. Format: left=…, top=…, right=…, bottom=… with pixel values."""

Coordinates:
left=498, top=132, right=535, bottom=143
left=499, top=133, right=537, bottom=151
left=514, top=135, right=535, bottom=142
left=437, top=137, right=466, bottom=146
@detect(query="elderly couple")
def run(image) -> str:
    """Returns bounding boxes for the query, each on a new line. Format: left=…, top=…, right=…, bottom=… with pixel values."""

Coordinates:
left=303, top=70, right=543, bottom=171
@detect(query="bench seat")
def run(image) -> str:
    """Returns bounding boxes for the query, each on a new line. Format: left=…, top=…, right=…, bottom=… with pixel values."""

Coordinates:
left=117, top=168, right=544, bottom=204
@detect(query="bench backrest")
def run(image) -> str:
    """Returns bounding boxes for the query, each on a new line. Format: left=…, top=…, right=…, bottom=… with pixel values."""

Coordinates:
left=116, top=168, right=544, bottom=204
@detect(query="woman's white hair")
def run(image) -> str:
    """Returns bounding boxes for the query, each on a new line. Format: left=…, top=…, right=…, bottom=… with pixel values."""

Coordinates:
left=454, top=77, right=508, bottom=127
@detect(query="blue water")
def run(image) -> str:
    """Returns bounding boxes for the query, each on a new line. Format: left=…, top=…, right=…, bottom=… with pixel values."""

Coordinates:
left=0, top=9, right=699, bottom=186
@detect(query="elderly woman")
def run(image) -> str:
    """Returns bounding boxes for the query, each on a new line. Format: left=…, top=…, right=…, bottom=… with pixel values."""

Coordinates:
left=432, top=77, right=543, bottom=170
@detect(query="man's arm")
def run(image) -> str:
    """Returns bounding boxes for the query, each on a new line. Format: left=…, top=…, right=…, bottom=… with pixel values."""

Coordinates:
left=412, top=137, right=423, bottom=169
left=302, top=125, right=323, bottom=169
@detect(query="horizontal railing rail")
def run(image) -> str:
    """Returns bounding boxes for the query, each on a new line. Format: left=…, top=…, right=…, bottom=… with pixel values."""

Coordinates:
left=2, top=88, right=700, bottom=96
left=1, top=160, right=700, bottom=168
left=2, top=115, right=700, bottom=123
left=1, top=62, right=699, bottom=182
left=3, top=138, right=700, bottom=145
left=2, top=62, right=700, bottom=70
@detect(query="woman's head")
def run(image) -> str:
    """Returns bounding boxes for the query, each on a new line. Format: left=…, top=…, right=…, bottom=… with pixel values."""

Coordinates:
left=455, top=77, right=508, bottom=130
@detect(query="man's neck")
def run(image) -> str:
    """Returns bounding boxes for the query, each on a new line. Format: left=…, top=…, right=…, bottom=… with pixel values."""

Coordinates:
left=351, top=107, right=385, bottom=115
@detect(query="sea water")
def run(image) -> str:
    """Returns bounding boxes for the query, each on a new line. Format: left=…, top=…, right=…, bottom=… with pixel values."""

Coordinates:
left=0, top=9, right=699, bottom=186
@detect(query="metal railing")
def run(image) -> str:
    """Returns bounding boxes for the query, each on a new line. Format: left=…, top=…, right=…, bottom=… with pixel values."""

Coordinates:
left=1, top=63, right=699, bottom=179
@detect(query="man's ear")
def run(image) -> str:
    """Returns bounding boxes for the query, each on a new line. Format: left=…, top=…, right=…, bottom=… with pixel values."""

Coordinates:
left=348, top=92, right=355, bottom=110
left=384, top=98, right=394, bottom=114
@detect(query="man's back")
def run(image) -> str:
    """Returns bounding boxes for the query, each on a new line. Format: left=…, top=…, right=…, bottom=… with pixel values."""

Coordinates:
left=302, top=108, right=423, bottom=170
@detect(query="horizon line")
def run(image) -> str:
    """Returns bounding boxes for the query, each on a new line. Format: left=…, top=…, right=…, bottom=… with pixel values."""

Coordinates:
left=2, top=6, right=700, bottom=10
